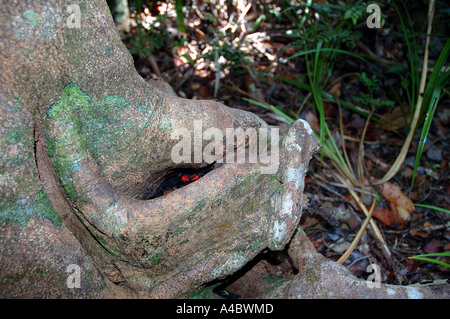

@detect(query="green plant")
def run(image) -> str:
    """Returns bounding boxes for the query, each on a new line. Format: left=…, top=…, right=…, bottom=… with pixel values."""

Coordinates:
left=409, top=252, right=450, bottom=268
left=202, top=35, right=249, bottom=73
left=353, top=72, right=395, bottom=110
left=377, top=1, right=449, bottom=186
left=285, top=1, right=377, bottom=185
left=409, top=38, right=450, bottom=192
left=201, top=28, right=253, bottom=97
left=175, top=0, right=186, bottom=33
left=392, top=0, right=420, bottom=123
left=128, top=13, right=169, bottom=59
left=244, top=0, right=448, bottom=265
left=414, top=203, right=450, bottom=215
left=408, top=205, right=450, bottom=269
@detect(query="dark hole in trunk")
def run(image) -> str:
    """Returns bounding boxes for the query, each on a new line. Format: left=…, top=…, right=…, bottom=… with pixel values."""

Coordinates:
left=138, top=162, right=217, bottom=200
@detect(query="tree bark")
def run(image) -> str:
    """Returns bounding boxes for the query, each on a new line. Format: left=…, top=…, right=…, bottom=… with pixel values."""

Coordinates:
left=0, top=0, right=447, bottom=299
left=0, top=0, right=319, bottom=298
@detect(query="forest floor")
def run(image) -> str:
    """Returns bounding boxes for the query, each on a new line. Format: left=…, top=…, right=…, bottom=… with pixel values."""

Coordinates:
left=117, top=0, right=449, bottom=296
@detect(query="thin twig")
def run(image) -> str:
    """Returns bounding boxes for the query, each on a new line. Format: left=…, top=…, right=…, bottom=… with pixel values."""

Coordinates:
left=318, top=179, right=377, bottom=198
left=346, top=255, right=372, bottom=269
left=343, top=136, right=378, bottom=145
left=337, top=197, right=377, bottom=264
left=357, top=109, right=373, bottom=186
left=312, top=178, right=358, bottom=209
left=356, top=40, right=395, bottom=65
left=149, top=55, right=162, bottom=77
left=214, top=50, right=220, bottom=98
left=333, top=172, right=392, bottom=259
left=337, top=98, right=353, bottom=177
left=296, top=91, right=311, bottom=116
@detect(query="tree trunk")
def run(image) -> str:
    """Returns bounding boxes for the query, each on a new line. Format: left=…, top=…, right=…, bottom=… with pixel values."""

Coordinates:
left=0, top=0, right=447, bottom=299
left=0, top=0, right=318, bottom=298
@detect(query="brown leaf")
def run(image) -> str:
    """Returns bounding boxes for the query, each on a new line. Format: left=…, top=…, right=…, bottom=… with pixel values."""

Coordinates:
left=444, top=242, right=450, bottom=251
left=301, top=216, right=319, bottom=230
left=423, top=221, right=433, bottom=228
left=379, top=181, right=415, bottom=221
left=323, top=101, right=336, bottom=117
left=372, top=205, right=405, bottom=228
left=305, top=110, right=320, bottom=134
left=327, top=82, right=342, bottom=99
left=284, top=46, right=296, bottom=57
left=198, top=85, right=210, bottom=99
left=312, top=238, right=323, bottom=249
left=423, top=238, right=442, bottom=254
left=409, top=228, right=430, bottom=239
left=396, top=205, right=411, bottom=222
left=379, top=106, right=409, bottom=130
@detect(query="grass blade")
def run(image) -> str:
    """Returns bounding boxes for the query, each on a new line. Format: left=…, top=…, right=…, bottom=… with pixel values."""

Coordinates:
left=333, top=172, right=391, bottom=258
left=393, top=0, right=419, bottom=115
left=414, top=204, right=450, bottom=214
left=409, top=88, right=440, bottom=193
left=374, top=0, right=435, bottom=185
left=276, top=76, right=393, bottom=129
left=243, top=98, right=295, bottom=123
left=337, top=99, right=353, bottom=176
left=337, top=197, right=377, bottom=264
left=409, top=252, right=450, bottom=268
left=175, top=0, right=186, bottom=33
left=420, top=38, right=450, bottom=121
left=357, top=109, right=373, bottom=186
left=290, top=48, right=370, bottom=65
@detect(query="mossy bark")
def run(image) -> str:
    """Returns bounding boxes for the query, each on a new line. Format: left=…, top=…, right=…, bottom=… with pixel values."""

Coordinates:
left=3, top=0, right=445, bottom=299
left=0, top=0, right=320, bottom=298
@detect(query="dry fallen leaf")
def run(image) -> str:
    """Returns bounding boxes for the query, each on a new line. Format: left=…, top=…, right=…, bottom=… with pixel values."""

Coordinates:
left=409, top=228, right=430, bottom=239
left=377, top=180, right=415, bottom=222
left=327, top=82, right=342, bottom=99
left=394, top=204, right=411, bottom=222
left=379, top=106, right=409, bottom=130
left=301, top=216, right=319, bottom=230
left=372, top=205, right=405, bottom=228
left=423, top=238, right=442, bottom=254
left=342, top=182, right=414, bottom=228
left=305, top=110, right=320, bottom=134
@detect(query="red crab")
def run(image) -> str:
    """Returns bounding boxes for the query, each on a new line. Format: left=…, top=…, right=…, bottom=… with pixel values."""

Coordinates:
left=181, top=173, right=200, bottom=182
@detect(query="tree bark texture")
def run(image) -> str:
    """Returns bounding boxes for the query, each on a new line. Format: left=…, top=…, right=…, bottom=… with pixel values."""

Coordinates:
left=0, top=0, right=319, bottom=298
left=0, top=0, right=447, bottom=299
